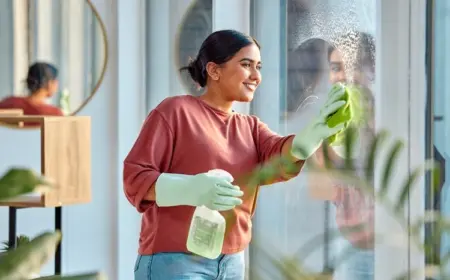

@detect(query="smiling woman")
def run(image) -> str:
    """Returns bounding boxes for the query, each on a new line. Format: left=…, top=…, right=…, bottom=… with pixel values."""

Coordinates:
left=179, top=29, right=262, bottom=108
left=124, top=28, right=351, bottom=280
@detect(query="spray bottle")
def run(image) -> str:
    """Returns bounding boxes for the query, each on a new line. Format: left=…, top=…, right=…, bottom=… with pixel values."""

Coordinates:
left=186, top=169, right=232, bottom=259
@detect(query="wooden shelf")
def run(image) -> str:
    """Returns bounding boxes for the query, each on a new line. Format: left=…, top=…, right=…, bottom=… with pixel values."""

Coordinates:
left=0, top=115, right=91, bottom=207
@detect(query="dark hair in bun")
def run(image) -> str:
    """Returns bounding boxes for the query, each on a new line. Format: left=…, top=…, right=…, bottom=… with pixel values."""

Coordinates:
left=180, top=29, right=260, bottom=88
left=26, top=62, right=59, bottom=94
left=185, top=58, right=206, bottom=87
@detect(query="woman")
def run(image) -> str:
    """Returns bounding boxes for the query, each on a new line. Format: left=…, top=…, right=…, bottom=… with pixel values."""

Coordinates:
left=0, top=62, right=63, bottom=116
left=309, top=31, right=376, bottom=280
left=124, top=29, right=348, bottom=280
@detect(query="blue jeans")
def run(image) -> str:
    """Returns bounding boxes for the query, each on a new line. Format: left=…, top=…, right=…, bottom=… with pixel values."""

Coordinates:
left=134, top=252, right=245, bottom=280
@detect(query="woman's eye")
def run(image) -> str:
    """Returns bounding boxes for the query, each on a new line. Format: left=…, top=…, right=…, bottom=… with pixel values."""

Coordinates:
left=331, top=66, right=341, bottom=72
left=256, top=65, right=262, bottom=70
left=242, top=63, right=251, bottom=68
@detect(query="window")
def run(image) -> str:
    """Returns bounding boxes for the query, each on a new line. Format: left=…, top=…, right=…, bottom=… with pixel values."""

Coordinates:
left=177, top=0, right=212, bottom=96
left=143, top=0, right=427, bottom=278
left=427, top=0, right=450, bottom=275
left=250, top=0, right=376, bottom=279
left=0, top=0, right=22, bottom=100
left=144, top=0, right=210, bottom=111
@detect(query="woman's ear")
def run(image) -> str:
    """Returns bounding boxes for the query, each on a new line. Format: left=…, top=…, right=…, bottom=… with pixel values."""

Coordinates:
left=205, top=62, right=220, bottom=81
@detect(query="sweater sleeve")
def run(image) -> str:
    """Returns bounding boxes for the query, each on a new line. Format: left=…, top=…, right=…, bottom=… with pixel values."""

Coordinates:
left=123, top=110, right=174, bottom=213
left=253, top=117, right=303, bottom=184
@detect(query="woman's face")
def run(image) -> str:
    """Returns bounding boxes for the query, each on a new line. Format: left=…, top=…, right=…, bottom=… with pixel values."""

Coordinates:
left=46, top=79, right=59, bottom=97
left=209, top=44, right=262, bottom=102
left=329, top=49, right=373, bottom=87
left=330, top=49, right=375, bottom=128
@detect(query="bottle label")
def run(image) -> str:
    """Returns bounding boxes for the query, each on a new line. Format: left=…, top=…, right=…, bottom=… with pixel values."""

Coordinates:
left=191, top=216, right=219, bottom=249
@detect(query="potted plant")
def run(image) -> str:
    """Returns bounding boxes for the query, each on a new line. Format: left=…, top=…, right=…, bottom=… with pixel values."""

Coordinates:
left=0, top=168, right=106, bottom=280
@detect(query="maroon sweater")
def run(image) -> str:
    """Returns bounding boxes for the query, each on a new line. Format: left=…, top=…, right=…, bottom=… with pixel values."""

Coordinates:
left=123, top=95, right=302, bottom=255
left=0, top=96, right=63, bottom=116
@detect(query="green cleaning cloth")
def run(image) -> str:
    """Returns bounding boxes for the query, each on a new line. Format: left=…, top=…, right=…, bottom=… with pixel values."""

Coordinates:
left=326, top=84, right=365, bottom=145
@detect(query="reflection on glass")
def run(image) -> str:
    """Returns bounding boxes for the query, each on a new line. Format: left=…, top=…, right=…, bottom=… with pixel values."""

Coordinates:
left=429, top=0, right=450, bottom=275
left=177, top=0, right=212, bottom=96
left=319, top=31, right=376, bottom=280
left=0, top=0, right=106, bottom=118
left=251, top=0, right=376, bottom=279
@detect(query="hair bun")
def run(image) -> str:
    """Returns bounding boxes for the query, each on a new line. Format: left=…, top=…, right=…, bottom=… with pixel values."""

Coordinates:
left=186, top=59, right=206, bottom=87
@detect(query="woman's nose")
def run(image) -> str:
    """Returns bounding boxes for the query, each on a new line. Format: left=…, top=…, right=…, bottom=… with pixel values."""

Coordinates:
left=250, top=69, right=261, bottom=82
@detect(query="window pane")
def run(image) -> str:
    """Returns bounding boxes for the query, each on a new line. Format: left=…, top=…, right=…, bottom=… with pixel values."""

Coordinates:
left=0, top=0, right=17, bottom=100
left=145, top=0, right=202, bottom=110
left=428, top=0, right=450, bottom=275
left=177, top=0, right=212, bottom=96
left=250, top=0, right=376, bottom=279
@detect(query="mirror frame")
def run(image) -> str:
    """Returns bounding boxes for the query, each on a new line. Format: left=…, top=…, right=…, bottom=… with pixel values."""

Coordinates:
left=0, top=0, right=109, bottom=129
left=174, top=0, right=212, bottom=97
left=71, top=0, right=109, bottom=116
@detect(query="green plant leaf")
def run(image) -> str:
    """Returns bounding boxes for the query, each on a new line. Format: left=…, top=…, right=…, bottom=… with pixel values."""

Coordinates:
left=248, top=243, right=329, bottom=280
left=321, top=142, right=332, bottom=169
left=0, top=168, right=52, bottom=201
left=0, top=231, right=61, bottom=280
left=0, top=235, right=31, bottom=253
left=217, top=128, right=445, bottom=279
left=395, top=160, right=438, bottom=212
left=343, top=125, right=357, bottom=170
left=379, top=140, right=404, bottom=198
left=364, top=129, right=388, bottom=181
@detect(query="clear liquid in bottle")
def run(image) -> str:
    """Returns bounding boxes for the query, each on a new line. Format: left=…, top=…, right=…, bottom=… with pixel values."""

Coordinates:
left=186, top=169, right=230, bottom=259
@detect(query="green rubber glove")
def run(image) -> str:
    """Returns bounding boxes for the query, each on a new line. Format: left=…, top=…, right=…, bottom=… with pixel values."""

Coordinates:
left=327, top=84, right=365, bottom=146
left=155, top=170, right=244, bottom=211
left=291, top=84, right=347, bottom=160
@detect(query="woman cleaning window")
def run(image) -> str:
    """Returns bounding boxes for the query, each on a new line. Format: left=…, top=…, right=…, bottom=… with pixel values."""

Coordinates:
left=124, top=29, right=350, bottom=280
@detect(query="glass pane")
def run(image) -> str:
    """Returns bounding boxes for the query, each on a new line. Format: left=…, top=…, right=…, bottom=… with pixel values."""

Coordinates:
left=177, top=0, right=213, bottom=96
left=0, top=0, right=14, bottom=100
left=250, top=0, right=376, bottom=279
left=428, top=0, right=450, bottom=276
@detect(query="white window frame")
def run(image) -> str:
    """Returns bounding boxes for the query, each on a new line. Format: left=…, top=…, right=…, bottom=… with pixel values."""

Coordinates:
left=374, top=0, right=426, bottom=279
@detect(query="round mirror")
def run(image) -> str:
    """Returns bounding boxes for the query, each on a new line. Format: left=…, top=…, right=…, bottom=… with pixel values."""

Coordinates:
left=0, top=0, right=108, bottom=127
left=176, top=0, right=212, bottom=96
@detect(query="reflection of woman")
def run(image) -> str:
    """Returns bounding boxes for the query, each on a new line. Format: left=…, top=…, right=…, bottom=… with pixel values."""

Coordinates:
left=0, top=62, right=63, bottom=116
left=309, top=31, right=376, bottom=280
left=124, top=29, right=348, bottom=280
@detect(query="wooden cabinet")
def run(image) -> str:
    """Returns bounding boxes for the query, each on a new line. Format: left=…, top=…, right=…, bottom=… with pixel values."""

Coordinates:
left=0, top=115, right=91, bottom=207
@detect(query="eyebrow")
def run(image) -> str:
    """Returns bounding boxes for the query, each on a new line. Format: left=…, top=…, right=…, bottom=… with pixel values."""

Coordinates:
left=239, top=58, right=261, bottom=64
left=329, top=61, right=343, bottom=65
